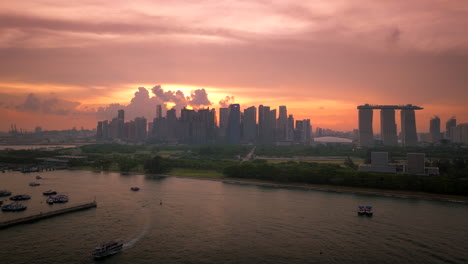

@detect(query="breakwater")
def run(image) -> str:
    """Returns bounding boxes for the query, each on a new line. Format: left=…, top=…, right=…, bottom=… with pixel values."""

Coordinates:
left=0, top=201, right=97, bottom=229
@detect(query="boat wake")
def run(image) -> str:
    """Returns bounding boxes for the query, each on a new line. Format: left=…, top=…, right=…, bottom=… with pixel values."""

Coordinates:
left=123, top=217, right=151, bottom=250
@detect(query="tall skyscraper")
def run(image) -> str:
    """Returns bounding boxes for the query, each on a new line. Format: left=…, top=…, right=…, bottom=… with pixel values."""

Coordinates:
left=156, top=105, right=162, bottom=119
left=226, top=104, right=241, bottom=144
left=118, top=109, right=125, bottom=121
left=429, top=116, right=441, bottom=143
left=219, top=107, right=229, bottom=142
left=242, top=106, right=257, bottom=143
left=380, top=109, right=397, bottom=146
left=277, top=106, right=287, bottom=141
left=358, top=108, right=373, bottom=147
left=401, top=109, right=418, bottom=147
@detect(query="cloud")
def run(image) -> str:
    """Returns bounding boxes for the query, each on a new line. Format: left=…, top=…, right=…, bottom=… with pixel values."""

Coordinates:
left=15, top=93, right=81, bottom=115
left=219, top=96, right=235, bottom=108
left=96, top=85, right=216, bottom=121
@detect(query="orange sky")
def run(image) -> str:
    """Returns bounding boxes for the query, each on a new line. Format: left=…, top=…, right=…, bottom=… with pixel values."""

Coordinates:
left=1, top=1, right=467, bottom=133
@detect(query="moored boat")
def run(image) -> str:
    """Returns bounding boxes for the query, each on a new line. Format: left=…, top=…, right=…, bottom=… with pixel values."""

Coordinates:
left=46, top=196, right=55, bottom=204
left=92, top=240, right=124, bottom=259
left=357, top=205, right=366, bottom=216
left=0, top=190, right=12, bottom=197
left=365, top=205, right=373, bottom=217
left=2, top=203, right=27, bottom=212
left=10, top=194, right=31, bottom=201
left=130, top=187, right=140, bottom=191
left=29, top=182, right=40, bottom=186
left=53, top=194, right=69, bottom=203
left=43, top=190, right=57, bottom=196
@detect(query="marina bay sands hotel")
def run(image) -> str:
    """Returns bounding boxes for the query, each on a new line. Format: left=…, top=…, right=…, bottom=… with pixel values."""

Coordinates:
left=357, top=104, right=423, bottom=147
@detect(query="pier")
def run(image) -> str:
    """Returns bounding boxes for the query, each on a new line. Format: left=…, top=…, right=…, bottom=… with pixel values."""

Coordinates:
left=0, top=201, right=97, bottom=229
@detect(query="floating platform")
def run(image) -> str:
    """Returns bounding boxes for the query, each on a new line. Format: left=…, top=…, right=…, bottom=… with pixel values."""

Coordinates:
left=0, top=201, right=97, bottom=229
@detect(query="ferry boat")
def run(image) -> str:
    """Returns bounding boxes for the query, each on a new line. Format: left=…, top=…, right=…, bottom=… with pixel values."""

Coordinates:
left=365, top=205, right=373, bottom=217
left=92, top=240, right=124, bottom=259
left=29, top=182, right=40, bottom=186
left=357, top=205, right=366, bottom=216
left=10, top=194, right=31, bottom=201
left=2, top=203, right=27, bottom=212
left=0, top=190, right=12, bottom=197
left=130, top=187, right=140, bottom=191
left=43, top=190, right=57, bottom=196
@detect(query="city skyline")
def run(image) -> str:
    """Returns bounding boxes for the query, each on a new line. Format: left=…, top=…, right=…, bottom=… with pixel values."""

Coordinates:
left=1, top=1, right=468, bottom=131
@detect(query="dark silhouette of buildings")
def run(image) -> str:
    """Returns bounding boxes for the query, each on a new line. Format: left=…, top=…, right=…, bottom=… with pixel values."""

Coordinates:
left=97, top=104, right=315, bottom=145
left=357, top=104, right=423, bottom=147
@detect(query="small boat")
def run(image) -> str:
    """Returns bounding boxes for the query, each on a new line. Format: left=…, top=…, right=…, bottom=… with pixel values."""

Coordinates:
left=53, top=194, right=69, bottom=203
left=10, top=194, right=31, bottom=201
left=36, top=175, right=42, bottom=179
left=92, top=240, right=124, bottom=259
left=43, top=190, right=57, bottom=196
left=46, top=196, right=55, bottom=205
left=0, top=190, right=12, bottom=197
left=357, top=205, right=366, bottom=216
left=130, top=187, right=140, bottom=191
left=365, top=206, right=373, bottom=217
left=29, top=182, right=40, bottom=186
left=2, top=203, right=27, bottom=212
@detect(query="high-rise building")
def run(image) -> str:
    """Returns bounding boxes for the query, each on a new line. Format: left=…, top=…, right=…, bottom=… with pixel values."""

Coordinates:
left=226, top=104, right=241, bottom=144
left=358, top=109, right=373, bottom=147
left=156, top=105, right=162, bottom=119
left=277, top=106, right=287, bottom=141
left=380, top=109, right=397, bottom=146
left=401, top=109, right=418, bottom=147
left=135, top=117, right=147, bottom=141
left=445, top=117, right=456, bottom=141
left=242, top=106, right=257, bottom=143
left=219, top=108, right=229, bottom=142
left=286, top=115, right=294, bottom=141
left=118, top=109, right=125, bottom=121
left=429, top=116, right=441, bottom=143
left=453, top=123, right=468, bottom=144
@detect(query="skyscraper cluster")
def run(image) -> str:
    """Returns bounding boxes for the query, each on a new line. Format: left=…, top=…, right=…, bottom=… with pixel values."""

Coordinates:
left=96, top=105, right=312, bottom=145
left=96, top=110, right=147, bottom=142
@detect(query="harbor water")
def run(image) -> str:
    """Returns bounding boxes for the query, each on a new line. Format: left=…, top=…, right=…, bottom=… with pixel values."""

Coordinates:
left=1, top=170, right=467, bottom=263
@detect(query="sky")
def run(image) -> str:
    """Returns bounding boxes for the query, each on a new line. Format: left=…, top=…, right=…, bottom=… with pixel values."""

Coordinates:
left=1, top=0, right=467, bottom=133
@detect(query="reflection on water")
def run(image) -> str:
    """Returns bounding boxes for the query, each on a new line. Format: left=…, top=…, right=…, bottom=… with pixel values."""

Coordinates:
left=0, top=170, right=467, bottom=264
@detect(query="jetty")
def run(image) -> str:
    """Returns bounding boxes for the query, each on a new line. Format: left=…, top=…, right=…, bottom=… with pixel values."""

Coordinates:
left=0, top=201, right=97, bottom=229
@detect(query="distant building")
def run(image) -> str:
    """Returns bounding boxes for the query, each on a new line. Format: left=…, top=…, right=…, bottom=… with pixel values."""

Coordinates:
left=358, top=108, right=374, bottom=147
left=406, top=153, right=425, bottom=175
left=445, top=117, right=457, bottom=141
left=380, top=109, right=397, bottom=146
left=453, top=123, right=468, bottom=145
left=226, top=104, right=241, bottom=144
left=429, top=116, right=441, bottom=143
left=401, top=109, right=418, bottom=147
left=242, top=106, right=257, bottom=143
left=359, top=152, right=397, bottom=173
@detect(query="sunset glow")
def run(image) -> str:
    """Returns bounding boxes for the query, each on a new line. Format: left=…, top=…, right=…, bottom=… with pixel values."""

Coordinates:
left=1, top=0, right=467, bottom=132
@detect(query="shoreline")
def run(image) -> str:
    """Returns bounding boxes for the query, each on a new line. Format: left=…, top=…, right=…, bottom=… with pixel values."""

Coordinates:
left=80, top=168, right=468, bottom=204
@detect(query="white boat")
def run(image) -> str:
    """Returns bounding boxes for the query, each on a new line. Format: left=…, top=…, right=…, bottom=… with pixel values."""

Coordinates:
left=92, top=240, right=124, bottom=259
